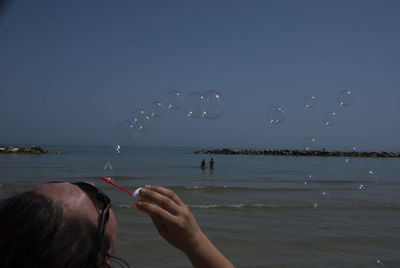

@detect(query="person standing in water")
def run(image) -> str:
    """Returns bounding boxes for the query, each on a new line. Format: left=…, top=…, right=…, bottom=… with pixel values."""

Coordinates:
left=201, top=159, right=206, bottom=169
left=209, top=158, right=215, bottom=169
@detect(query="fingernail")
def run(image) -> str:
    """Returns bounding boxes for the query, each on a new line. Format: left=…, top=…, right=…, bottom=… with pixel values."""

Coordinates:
left=145, top=185, right=151, bottom=189
left=139, top=188, right=146, bottom=195
left=136, top=201, right=143, bottom=208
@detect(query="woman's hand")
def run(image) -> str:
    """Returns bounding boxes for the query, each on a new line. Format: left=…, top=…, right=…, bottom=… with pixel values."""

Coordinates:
left=135, top=185, right=203, bottom=252
left=136, top=185, right=234, bottom=268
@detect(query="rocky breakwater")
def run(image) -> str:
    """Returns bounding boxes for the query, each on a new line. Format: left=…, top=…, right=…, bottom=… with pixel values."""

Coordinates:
left=0, top=145, right=60, bottom=154
left=195, top=148, right=400, bottom=158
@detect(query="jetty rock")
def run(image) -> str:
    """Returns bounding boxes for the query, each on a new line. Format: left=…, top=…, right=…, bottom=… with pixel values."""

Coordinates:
left=194, top=149, right=400, bottom=158
left=0, top=145, right=60, bottom=154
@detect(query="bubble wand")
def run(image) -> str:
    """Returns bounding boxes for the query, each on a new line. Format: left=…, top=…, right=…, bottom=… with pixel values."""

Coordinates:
left=100, top=176, right=149, bottom=203
left=101, top=176, right=132, bottom=195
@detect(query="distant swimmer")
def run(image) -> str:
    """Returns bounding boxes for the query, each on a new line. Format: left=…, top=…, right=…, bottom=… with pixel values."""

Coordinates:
left=201, top=159, right=206, bottom=169
left=209, top=158, right=215, bottom=169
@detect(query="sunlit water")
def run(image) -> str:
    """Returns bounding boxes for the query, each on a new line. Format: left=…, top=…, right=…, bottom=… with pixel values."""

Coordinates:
left=1, top=146, right=399, bottom=267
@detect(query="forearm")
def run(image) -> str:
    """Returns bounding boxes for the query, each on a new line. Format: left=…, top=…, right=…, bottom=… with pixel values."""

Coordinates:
left=184, top=232, right=235, bottom=268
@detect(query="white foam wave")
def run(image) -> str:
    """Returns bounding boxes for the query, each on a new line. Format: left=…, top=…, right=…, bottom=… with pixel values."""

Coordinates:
left=188, top=203, right=278, bottom=209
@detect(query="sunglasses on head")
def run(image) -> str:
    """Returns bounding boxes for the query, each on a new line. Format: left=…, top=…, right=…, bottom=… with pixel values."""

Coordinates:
left=47, top=181, right=112, bottom=237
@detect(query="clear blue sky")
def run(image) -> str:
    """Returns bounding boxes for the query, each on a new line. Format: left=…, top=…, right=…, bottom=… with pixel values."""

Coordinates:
left=1, top=0, right=399, bottom=151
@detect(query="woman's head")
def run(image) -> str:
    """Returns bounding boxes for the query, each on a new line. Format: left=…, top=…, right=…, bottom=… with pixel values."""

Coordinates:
left=0, top=182, right=118, bottom=268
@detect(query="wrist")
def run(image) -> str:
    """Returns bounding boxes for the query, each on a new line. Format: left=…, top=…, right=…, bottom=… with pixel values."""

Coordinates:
left=182, top=230, right=209, bottom=256
left=182, top=232, right=234, bottom=268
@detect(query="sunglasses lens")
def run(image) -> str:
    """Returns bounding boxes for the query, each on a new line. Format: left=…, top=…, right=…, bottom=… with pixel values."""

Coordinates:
left=72, top=182, right=112, bottom=236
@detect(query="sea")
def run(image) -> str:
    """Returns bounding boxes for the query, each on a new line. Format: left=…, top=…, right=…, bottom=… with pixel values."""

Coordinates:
left=1, top=145, right=399, bottom=268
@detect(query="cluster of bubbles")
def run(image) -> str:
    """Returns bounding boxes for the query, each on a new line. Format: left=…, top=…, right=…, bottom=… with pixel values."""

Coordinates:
left=306, top=170, right=380, bottom=210
left=294, top=90, right=357, bottom=203
left=268, top=89, right=381, bottom=207
left=112, top=90, right=224, bottom=153
left=112, top=90, right=185, bottom=152
left=184, top=90, right=224, bottom=119
left=303, top=91, right=355, bottom=154
left=302, top=90, right=354, bottom=126
left=268, top=89, right=380, bottom=212
left=106, top=90, right=224, bottom=183
left=306, top=168, right=385, bottom=267
left=266, top=89, right=354, bottom=127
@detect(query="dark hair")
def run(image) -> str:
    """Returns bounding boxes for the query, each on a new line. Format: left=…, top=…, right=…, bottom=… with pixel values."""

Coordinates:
left=0, top=191, right=111, bottom=268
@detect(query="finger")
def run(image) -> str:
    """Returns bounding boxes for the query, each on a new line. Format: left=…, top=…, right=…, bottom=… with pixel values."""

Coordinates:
left=136, top=201, right=177, bottom=225
left=144, top=185, right=183, bottom=206
left=140, top=188, right=180, bottom=215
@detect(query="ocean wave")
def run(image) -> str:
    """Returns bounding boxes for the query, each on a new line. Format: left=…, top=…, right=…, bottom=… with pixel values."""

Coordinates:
left=188, top=203, right=283, bottom=209
left=305, top=179, right=373, bottom=184
left=188, top=203, right=400, bottom=210
left=86, top=176, right=144, bottom=181
left=113, top=202, right=400, bottom=211
left=170, top=185, right=314, bottom=192
left=114, top=202, right=288, bottom=210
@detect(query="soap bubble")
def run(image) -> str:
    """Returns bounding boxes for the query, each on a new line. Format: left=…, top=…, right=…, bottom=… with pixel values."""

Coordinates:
left=342, top=145, right=359, bottom=164
left=184, top=92, right=207, bottom=118
left=135, top=112, right=154, bottom=131
left=367, top=169, right=378, bottom=181
left=203, top=90, right=224, bottom=119
left=311, top=188, right=331, bottom=208
left=337, top=90, right=354, bottom=107
left=112, top=120, right=138, bottom=150
left=316, top=189, right=331, bottom=207
left=103, top=161, right=114, bottom=182
left=131, top=108, right=147, bottom=123
left=166, top=90, right=184, bottom=110
left=304, top=137, right=318, bottom=151
left=149, top=101, right=165, bottom=117
left=358, top=184, right=365, bottom=190
left=304, top=174, right=313, bottom=185
left=114, top=144, right=121, bottom=154
left=266, top=106, right=286, bottom=124
left=323, top=111, right=337, bottom=126
left=343, top=145, right=358, bottom=153
left=304, top=95, right=317, bottom=109
left=320, top=190, right=330, bottom=198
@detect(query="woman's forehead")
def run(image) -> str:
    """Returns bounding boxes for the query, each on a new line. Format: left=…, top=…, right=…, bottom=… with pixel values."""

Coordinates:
left=33, top=183, right=83, bottom=202
left=32, top=183, right=98, bottom=220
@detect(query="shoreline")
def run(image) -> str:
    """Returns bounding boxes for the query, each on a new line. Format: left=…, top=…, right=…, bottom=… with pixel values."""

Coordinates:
left=195, top=148, right=400, bottom=158
left=0, top=145, right=60, bottom=154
